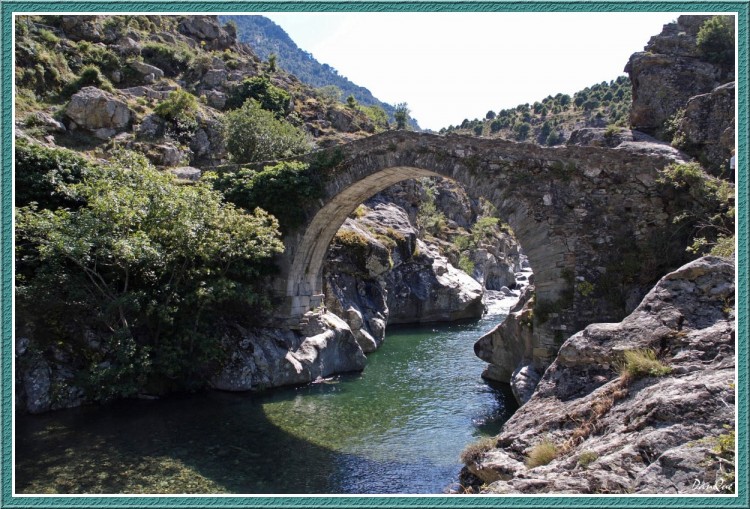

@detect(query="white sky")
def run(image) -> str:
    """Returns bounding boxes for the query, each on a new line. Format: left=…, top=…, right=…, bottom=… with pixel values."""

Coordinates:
left=263, top=12, right=681, bottom=130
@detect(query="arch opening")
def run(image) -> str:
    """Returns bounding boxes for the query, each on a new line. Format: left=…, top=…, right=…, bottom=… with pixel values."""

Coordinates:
left=281, top=165, right=553, bottom=330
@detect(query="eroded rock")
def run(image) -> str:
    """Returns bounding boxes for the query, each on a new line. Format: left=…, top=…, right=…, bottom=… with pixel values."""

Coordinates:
left=465, top=256, right=735, bottom=495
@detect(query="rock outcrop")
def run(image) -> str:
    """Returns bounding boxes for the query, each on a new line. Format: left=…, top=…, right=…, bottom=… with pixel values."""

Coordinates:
left=65, top=86, right=133, bottom=136
left=626, top=15, right=732, bottom=136
left=464, top=256, right=735, bottom=495
left=211, top=312, right=367, bottom=392
left=625, top=15, right=735, bottom=172
left=675, top=81, right=736, bottom=178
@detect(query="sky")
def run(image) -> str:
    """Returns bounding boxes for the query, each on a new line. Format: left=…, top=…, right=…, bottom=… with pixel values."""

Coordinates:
left=262, top=12, right=682, bottom=131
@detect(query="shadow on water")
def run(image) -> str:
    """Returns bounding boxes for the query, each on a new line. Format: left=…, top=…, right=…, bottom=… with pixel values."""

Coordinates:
left=16, top=309, right=518, bottom=495
left=16, top=386, right=466, bottom=494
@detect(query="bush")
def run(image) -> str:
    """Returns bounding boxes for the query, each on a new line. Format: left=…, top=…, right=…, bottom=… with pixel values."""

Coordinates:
left=141, top=41, right=195, bottom=76
left=60, top=65, right=113, bottom=98
left=15, top=139, right=93, bottom=209
left=513, top=122, right=531, bottom=141
left=618, top=349, right=672, bottom=381
left=213, top=160, right=320, bottom=231
left=226, top=76, right=291, bottom=115
left=697, top=16, right=735, bottom=65
left=525, top=440, right=558, bottom=468
left=153, top=89, right=199, bottom=142
left=16, top=150, right=284, bottom=400
left=223, top=100, right=310, bottom=164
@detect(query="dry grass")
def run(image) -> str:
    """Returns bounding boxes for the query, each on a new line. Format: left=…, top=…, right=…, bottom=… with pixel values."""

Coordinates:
left=525, top=439, right=558, bottom=469
left=618, top=349, right=672, bottom=382
left=459, top=436, right=497, bottom=465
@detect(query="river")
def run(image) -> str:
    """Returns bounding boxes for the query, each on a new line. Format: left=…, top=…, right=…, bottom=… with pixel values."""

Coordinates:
left=15, top=291, right=519, bottom=495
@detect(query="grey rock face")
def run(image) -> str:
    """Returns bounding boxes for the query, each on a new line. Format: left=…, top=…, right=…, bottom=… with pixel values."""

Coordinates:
left=465, top=256, right=735, bottom=495
left=676, top=81, right=735, bottom=177
left=65, top=87, right=132, bottom=132
left=212, top=312, right=366, bottom=391
left=129, top=61, right=165, bottom=80
left=626, top=15, right=732, bottom=138
left=178, top=16, right=235, bottom=50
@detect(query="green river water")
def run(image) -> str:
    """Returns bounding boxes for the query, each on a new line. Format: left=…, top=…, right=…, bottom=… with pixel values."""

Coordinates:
left=16, top=295, right=518, bottom=495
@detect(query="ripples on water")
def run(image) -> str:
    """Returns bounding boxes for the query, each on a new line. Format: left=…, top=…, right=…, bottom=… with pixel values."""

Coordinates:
left=16, top=290, right=520, bottom=494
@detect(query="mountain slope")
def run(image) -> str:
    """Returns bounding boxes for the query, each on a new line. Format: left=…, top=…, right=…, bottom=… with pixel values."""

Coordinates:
left=219, top=14, right=420, bottom=129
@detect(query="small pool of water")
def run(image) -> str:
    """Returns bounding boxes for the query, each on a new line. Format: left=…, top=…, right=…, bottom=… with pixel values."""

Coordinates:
left=15, top=292, right=519, bottom=494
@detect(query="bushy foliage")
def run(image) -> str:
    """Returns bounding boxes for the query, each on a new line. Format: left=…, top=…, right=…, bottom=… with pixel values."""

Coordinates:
left=226, top=75, right=291, bottom=114
left=697, top=16, right=735, bottom=65
left=154, top=88, right=199, bottom=141
left=61, top=65, right=114, bottom=98
left=660, top=162, right=735, bottom=257
left=459, top=436, right=496, bottom=464
left=16, top=150, right=284, bottom=400
left=212, top=160, right=321, bottom=231
left=394, top=102, right=411, bottom=130
left=15, top=139, right=93, bottom=209
left=141, top=41, right=195, bottom=76
left=223, top=100, right=310, bottom=164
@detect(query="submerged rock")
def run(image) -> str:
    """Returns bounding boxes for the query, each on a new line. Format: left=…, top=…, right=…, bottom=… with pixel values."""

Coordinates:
left=464, top=256, right=735, bottom=494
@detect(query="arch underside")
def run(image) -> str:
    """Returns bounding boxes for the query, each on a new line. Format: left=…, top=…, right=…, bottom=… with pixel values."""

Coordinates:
left=284, top=164, right=566, bottom=324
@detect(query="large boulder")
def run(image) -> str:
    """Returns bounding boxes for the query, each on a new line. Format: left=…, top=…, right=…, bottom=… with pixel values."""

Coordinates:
left=65, top=87, right=132, bottom=133
left=178, top=16, right=235, bottom=50
left=384, top=239, right=484, bottom=324
left=212, top=312, right=366, bottom=391
left=464, top=256, right=735, bottom=494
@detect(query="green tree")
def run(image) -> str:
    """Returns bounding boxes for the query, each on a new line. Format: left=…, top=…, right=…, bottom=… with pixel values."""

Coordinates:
left=394, top=102, right=411, bottom=130
left=16, top=150, right=284, bottom=400
left=226, top=75, right=291, bottom=115
left=223, top=100, right=311, bottom=163
left=513, top=122, right=531, bottom=141
left=346, top=94, right=358, bottom=109
left=213, top=160, right=321, bottom=231
left=697, top=15, right=735, bottom=65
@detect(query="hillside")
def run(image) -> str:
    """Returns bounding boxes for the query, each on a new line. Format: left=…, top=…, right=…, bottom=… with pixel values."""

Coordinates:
left=441, top=76, right=632, bottom=145
left=218, top=14, right=420, bottom=130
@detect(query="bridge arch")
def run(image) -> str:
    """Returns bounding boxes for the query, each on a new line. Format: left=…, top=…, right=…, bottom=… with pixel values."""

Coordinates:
left=269, top=131, right=694, bottom=379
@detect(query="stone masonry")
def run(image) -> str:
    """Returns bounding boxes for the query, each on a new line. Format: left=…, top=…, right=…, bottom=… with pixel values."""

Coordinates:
left=245, top=130, right=704, bottom=382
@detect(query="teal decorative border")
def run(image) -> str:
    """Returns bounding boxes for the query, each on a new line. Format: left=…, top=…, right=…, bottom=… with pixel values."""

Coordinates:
left=1, top=1, right=747, bottom=508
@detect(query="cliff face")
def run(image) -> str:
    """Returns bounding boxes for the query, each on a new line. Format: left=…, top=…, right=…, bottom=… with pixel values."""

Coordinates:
left=625, top=15, right=734, bottom=175
left=463, top=256, right=735, bottom=495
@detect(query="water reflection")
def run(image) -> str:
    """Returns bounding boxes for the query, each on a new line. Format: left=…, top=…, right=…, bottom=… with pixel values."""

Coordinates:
left=16, top=303, right=518, bottom=494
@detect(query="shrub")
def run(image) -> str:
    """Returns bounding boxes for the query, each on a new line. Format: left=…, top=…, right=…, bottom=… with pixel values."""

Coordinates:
left=213, top=160, right=320, bottom=231
left=223, top=100, right=310, bottom=164
left=141, top=41, right=195, bottom=76
left=61, top=65, right=113, bottom=97
left=577, top=451, right=598, bottom=468
left=16, top=150, right=284, bottom=400
left=458, top=255, right=475, bottom=275
left=394, top=102, right=410, bottom=130
left=15, top=139, right=93, bottom=209
left=460, top=436, right=497, bottom=464
left=226, top=75, right=291, bottom=115
left=697, top=16, right=735, bottom=65
left=513, top=122, right=531, bottom=141
left=525, top=439, right=558, bottom=468
left=618, top=349, right=672, bottom=381
left=154, top=89, right=199, bottom=142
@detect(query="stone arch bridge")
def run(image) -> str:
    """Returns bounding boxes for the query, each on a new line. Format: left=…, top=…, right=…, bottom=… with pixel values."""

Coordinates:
left=258, top=131, right=695, bottom=380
